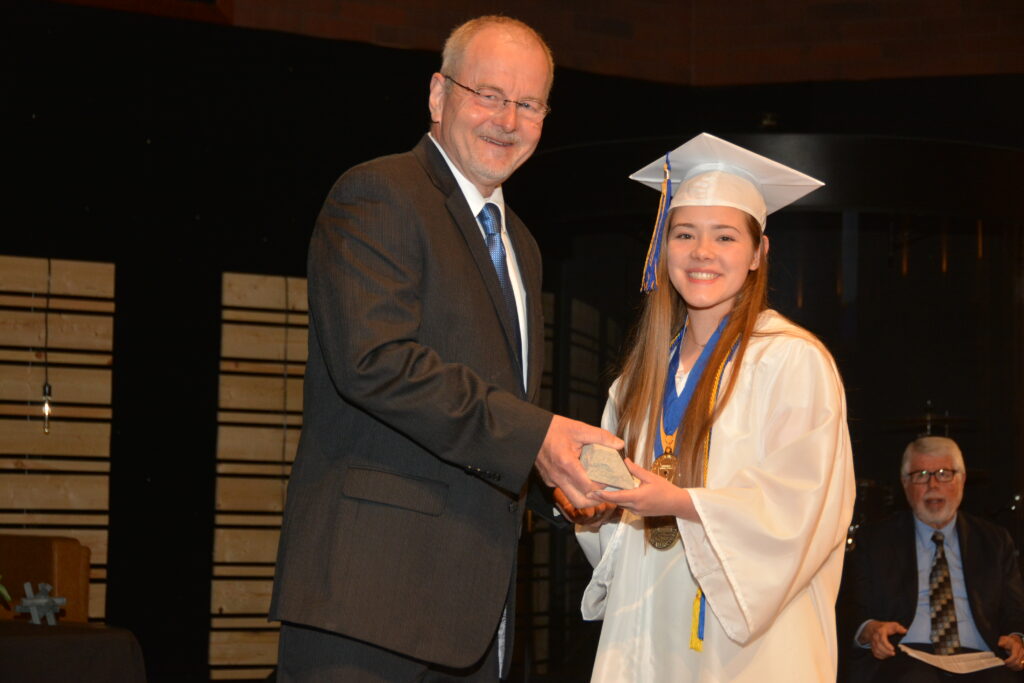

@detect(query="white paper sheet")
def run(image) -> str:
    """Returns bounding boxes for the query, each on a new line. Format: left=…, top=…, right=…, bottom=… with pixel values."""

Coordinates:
left=898, top=645, right=1004, bottom=674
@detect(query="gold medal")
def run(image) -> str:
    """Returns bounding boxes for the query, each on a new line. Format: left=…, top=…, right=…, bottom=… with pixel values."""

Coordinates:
left=645, top=451, right=681, bottom=549
left=651, top=453, right=678, bottom=480
left=646, top=520, right=680, bottom=550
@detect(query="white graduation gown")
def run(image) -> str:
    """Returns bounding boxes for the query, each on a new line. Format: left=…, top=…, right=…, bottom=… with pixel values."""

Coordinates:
left=577, top=310, right=856, bottom=682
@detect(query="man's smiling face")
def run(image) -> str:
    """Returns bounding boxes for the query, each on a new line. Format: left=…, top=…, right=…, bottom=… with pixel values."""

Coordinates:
left=428, top=24, right=550, bottom=197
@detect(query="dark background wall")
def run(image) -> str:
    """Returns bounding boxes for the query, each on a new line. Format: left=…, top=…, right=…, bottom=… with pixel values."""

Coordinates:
left=3, top=1, right=1023, bottom=681
left=49, top=0, right=1024, bottom=86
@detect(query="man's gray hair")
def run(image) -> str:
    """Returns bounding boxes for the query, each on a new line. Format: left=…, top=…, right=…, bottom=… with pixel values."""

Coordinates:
left=440, top=15, right=554, bottom=94
left=900, top=436, right=965, bottom=475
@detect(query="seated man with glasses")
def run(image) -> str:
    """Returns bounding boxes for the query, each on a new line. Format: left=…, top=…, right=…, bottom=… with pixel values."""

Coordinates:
left=846, top=436, right=1024, bottom=682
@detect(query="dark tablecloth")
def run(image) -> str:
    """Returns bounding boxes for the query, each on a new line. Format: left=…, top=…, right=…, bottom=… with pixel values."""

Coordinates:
left=0, top=619, right=146, bottom=683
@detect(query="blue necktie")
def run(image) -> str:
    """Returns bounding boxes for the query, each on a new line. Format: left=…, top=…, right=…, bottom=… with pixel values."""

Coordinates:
left=478, top=203, right=523, bottom=375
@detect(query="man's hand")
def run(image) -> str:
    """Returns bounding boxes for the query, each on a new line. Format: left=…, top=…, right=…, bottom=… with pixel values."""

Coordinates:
left=553, top=487, right=619, bottom=527
left=998, top=634, right=1024, bottom=671
left=858, top=620, right=907, bottom=659
left=536, top=415, right=623, bottom=509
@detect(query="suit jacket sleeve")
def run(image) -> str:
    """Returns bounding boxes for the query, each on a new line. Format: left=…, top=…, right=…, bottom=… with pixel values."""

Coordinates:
left=843, top=514, right=917, bottom=681
left=306, top=151, right=551, bottom=494
left=996, top=526, right=1024, bottom=637
left=962, top=514, right=1024, bottom=648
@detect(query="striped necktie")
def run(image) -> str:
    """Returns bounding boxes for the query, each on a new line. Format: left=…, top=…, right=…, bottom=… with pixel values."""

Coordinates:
left=929, top=531, right=960, bottom=655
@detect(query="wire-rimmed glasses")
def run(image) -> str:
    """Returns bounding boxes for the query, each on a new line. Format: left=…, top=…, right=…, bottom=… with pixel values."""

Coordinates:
left=444, top=75, right=550, bottom=122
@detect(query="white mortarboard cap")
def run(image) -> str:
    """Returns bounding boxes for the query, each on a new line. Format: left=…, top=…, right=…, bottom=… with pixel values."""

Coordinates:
left=630, top=133, right=824, bottom=291
left=629, top=132, right=824, bottom=231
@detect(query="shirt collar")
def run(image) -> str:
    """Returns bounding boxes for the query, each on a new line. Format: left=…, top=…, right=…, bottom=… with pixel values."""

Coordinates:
left=428, top=133, right=505, bottom=227
left=914, top=512, right=958, bottom=546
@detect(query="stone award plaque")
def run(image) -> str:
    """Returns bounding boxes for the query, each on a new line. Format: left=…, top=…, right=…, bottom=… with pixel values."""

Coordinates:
left=581, top=443, right=636, bottom=490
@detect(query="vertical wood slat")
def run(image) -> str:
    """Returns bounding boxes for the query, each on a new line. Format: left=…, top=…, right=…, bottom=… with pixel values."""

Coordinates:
left=0, top=255, right=114, bottom=621
left=212, top=272, right=307, bottom=676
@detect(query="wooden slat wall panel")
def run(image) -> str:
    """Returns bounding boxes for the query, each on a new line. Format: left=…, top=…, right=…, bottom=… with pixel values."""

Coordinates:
left=210, top=668, right=275, bottom=681
left=223, top=309, right=309, bottom=325
left=213, top=565, right=275, bottom=578
left=211, top=579, right=273, bottom=615
left=212, top=617, right=274, bottom=628
left=0, top=528, right=109, bottom=565
left=213, top=525, right=281, bottom=565
left=215, top=514, right=283, bottom=527
left=0, top=349, right=112, bottom=366
left=0, top=256, right=115, bottom=298
left=0, top=310, right=114, bottom=351
left=217, top=411, right=302, bottom=426
left=0, top=458, right=109, bottom=473
left=209, top=630, right=279, bottom=665
left=0, top=404, right=111, bottom=419
left=221, top=324, right=308, bottom=362
left=0, top=255, right=114, bottom=621
left=211, top=272, right=307, bottom=677
left=0, top=474, right=109, bottom=510
left=217, top=463, right=291, bottom=477
left=89, top=583, right=106, bottom=621
left=0, top=513, right=109, bottom=525
left=0, top=420, right=110, bottom=456
left=218, top=375, right=303, bottom=412
left=222, top=273, right=307, bottom=311
left=220, top=359, right=306, bottom=377
left=216, top=425, right=299, bottom=462
left=216, top=477, right=286, bottom=513
left=0, top=294, right=115, bottom=313
left=0, top=365, right=113, bottom=404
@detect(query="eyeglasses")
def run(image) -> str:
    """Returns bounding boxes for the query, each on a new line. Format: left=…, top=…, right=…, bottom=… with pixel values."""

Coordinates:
left=903, top=468, right=960, bottom=484
left=443, top=75, right=550, bottom=122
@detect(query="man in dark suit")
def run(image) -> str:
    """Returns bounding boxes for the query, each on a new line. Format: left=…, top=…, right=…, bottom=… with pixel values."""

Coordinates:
left=847, top=436, right=1024, bottom=682
left=269, top=15, right=623, bottom=682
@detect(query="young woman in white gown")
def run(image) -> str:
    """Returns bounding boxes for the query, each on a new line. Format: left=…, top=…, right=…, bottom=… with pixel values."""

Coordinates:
left=575, top=133, right=856, bottom=682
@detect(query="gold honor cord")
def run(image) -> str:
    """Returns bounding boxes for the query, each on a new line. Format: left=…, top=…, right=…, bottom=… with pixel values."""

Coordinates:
left=689, top=350, right=732, bottom=652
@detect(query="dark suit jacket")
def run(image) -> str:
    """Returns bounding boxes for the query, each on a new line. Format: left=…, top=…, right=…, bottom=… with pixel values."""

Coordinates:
left=846, top=510, right=1024, bottom=681
left=269, top=135, right=554, bottom=669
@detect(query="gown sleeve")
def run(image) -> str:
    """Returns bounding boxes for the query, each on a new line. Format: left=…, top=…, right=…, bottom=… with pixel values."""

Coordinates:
left=576, top=379, right=629, bottom=620
left=678, top=333, right=855, bottom=644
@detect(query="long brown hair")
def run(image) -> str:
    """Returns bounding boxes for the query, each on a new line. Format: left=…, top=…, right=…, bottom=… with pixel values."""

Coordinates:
left=617, top=210, right=769, bottom=488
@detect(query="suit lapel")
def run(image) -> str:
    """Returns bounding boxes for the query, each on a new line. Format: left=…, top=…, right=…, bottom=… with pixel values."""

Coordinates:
left=414, top=136, right=527, bottom=394
left=896, top=512, right=919, bottom=623
left=505, top=211, right=542, bottom=401
left=956, top=514, right=984, bottom=635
